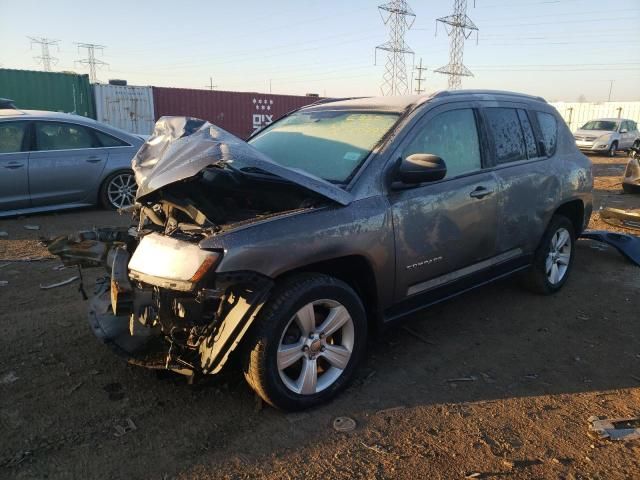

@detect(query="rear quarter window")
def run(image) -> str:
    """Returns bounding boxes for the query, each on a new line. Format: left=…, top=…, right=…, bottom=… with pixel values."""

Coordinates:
left=536, top=112, right=558, bottom=157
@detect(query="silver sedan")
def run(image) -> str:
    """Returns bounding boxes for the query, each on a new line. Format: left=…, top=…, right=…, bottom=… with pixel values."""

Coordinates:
left=0, top=109, right=144, bottom=217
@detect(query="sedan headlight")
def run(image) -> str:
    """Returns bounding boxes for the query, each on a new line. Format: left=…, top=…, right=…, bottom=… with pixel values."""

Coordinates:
left=128, top=233, right=220, bottom=291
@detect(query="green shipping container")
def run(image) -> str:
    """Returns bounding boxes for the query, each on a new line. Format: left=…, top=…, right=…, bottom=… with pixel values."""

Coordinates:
left=0, top=68, right=95, bottom=118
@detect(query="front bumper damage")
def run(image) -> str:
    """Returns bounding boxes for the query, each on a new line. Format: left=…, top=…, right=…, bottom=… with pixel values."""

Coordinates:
left=49, top=229, right=273, bottom=378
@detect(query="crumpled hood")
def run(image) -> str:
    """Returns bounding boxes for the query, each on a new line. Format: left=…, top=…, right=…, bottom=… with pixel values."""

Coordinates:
left=132, top=116, right=352, bottom=206
left=574, top=129, right=615, bottom=138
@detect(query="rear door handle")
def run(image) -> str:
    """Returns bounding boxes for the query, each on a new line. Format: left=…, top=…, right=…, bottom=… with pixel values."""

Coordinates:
left=3, top=162, right=24, bottom=169
left=86, top=156, right=102, bottom=163
left=469, top=186, right=494, bottom=199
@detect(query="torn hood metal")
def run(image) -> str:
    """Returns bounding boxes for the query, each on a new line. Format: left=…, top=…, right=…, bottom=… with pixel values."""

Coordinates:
left=132, top=117, right=352, bottom=206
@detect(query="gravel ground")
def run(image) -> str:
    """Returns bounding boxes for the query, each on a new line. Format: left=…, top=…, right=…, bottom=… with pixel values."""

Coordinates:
left=0, top=155, right=638, bottom=479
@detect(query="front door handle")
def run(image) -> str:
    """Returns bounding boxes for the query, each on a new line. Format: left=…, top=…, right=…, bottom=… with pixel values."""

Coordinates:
left=3, top=162, right=24, bottom=169
left=86, top=156, right=102, bottom=163
left=469, top=186, right=494, bottom=199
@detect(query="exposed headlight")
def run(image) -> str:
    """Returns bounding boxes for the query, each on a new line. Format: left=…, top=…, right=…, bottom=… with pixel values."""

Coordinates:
left=128, top=233, right=220, bottom=291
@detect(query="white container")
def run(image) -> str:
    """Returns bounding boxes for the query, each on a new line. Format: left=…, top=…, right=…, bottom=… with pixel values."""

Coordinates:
left=550, top=101, right=640, bottom=132
left=93, top=84, right=155, bottom=135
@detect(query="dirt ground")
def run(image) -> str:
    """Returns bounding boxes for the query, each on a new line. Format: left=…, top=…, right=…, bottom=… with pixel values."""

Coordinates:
left=1, top=155, right=639, bottom=480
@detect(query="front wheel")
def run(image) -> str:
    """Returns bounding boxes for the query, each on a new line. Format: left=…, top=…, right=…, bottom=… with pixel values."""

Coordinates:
left=521, top=215, right=575, bottom=295
left=242, top=274, right=367, bottom=411
left=608, top=141, right=618, bottom=157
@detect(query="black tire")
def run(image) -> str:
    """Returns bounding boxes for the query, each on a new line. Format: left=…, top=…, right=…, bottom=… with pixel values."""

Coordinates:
left=608, top=141, right=618, bottom=157
left=521, top=215, right=576, bottom=295
left=242, top=273, right=367, bottom=411
left=99, top=170, right=137, bottom=210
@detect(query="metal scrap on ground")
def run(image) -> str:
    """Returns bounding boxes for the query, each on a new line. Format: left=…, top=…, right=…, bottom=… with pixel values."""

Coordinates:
left=588, top=416, right=640, bottom=441
left=39, top=276, right=79, bottom=290
left=333, top=416, right=356, bottom=432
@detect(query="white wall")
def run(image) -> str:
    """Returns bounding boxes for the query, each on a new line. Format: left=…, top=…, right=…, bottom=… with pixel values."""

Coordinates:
left=93, top=84, right=155, bottom=135
left=549, top=102, right=640, bottom=132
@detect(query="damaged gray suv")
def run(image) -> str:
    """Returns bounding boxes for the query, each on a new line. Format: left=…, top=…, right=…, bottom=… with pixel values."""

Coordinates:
left=50, top=90, right=593, bottom=411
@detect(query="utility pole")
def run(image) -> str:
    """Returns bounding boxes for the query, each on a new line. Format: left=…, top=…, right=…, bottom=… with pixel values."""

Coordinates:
left=28, top=37, right=59, bottom=72
left=375, top=1, right=416, bottom=96
left=75, top=43, right=108, bottom=83
left=435, top=0, right=479, bottom=90
left=414, top=58, right=427, bottom=94
left=608, top=80, right=614, bottom=102
left=204, top=76, right=217, bottom=90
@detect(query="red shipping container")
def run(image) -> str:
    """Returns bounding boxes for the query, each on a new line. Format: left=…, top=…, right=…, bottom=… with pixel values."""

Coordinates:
left=152, top=87, right=321, bottom=139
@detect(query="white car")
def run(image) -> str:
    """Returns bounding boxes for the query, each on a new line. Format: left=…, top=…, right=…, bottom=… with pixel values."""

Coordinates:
left=573, top=118, right=639, bottom=157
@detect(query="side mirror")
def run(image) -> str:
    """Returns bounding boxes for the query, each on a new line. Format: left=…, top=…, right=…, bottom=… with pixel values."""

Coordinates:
left=620, top=129, right=628, bottom=134
left=398, top=153, right=447, bottom=184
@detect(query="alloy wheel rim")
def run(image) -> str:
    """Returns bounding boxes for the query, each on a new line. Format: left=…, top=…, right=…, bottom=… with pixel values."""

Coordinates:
left=107, top=173, right=137, bottom=209
left=277, top=299, right=354, bottom=395
left=546, top=227, right=571, bottom=285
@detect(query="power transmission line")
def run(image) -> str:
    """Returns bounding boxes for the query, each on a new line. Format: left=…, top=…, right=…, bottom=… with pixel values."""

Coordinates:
left=75, top=43, right=108, bottom=83
left=28, top=36, right=59, bottom=72
left=375, top=1, right=416, bottom=96
left=435, top=0, right=479, bottom=90
left=414, top=58, right=427, bottom=94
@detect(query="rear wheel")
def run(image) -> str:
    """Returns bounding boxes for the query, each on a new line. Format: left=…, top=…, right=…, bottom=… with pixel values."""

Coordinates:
left=100, top=171, right=137, bottom=210
left=522, top=215, right=575, bottom=295
left=243, top=274, right=367, bottom=411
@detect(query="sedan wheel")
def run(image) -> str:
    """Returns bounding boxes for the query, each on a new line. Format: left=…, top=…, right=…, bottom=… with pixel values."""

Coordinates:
left=105, top=172, right=137, bottom=209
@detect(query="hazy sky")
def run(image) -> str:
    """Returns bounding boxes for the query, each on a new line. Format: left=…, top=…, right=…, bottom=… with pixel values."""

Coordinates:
left=1, top=0, right=639, bottom=101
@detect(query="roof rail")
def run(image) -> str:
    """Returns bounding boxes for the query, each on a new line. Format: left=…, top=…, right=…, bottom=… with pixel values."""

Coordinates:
left=431, top=89, right=547, bottom=103
left=307, top=96, right=369, bottom=106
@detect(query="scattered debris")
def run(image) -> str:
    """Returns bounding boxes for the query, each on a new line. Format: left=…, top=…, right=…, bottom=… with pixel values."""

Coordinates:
left=1, top=371, right=19, bottom=384
left=333, top=416, right=357, bottom=432
left=68, top=381, right=83, bottom=394
left=376, top=405, right=406, bottom=415
left=576, top=312, right=590, bottom=321
left=502, top=459, right=515, bottom=470
left=114, top=418, right=137, bottom=437
left=446, top=376, right=478, bottom=383
left=52, top=264, right=67, bottom=271
left=401, top=326, right=436, bottom=345
left=465, top=473, right=483, bottom=479
left=588, top=415, right=640, bottom=441
left=0, top=280, right=7, bottom=287
left=600, top=207, right=640, bottom=232
left=360, top=442, right=392, bottom=455
left=39, top=276, right=79, bottom=290
left=580, top=230, right=640, bottom=266
left=524, top=373, right=539, bottom=380
left=23, top=225, right=40, bottom=231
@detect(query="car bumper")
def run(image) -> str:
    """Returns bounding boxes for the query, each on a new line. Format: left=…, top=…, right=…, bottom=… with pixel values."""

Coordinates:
left=575, top=140, right=611, bottom=152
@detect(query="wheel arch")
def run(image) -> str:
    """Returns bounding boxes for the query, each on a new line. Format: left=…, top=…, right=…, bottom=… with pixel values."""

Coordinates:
left=274, top=255, right=382, bottom=333
left=553, top=199, right=585, bottom=235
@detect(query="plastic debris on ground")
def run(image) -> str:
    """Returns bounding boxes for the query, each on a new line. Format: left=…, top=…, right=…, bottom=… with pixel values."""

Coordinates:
left=114, top=418, right=137, bottom=437
left=588, top=415, right=640, bottom=441
left=333, top=416, right=356, bottom=432
left=39, top=276, right=79, bottom=290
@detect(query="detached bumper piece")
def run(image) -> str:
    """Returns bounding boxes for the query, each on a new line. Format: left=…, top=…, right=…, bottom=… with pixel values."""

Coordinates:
left=599, top=208, right=640, bottom=232
left=581, top=229, right=640, bottom=267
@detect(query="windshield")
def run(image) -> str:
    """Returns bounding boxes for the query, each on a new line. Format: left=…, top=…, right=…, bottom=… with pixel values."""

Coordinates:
left=248, top=110, right=400, bottom=183
left=580, top=120, right=617, bottom=131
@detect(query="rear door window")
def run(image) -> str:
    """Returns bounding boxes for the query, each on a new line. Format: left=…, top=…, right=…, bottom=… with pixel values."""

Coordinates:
left=404, top=108, right=482, bottom=178
left=0, top=121, right=29, bottom=153
left=536, top=112, right=558, bottom=157
left=517, top=109, right=538, bottom=158
left=485, top=108, right=527, bottom=164
left=94, top=129, right=129, bottom=147
left=35, top=122, right=97, bottom=151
